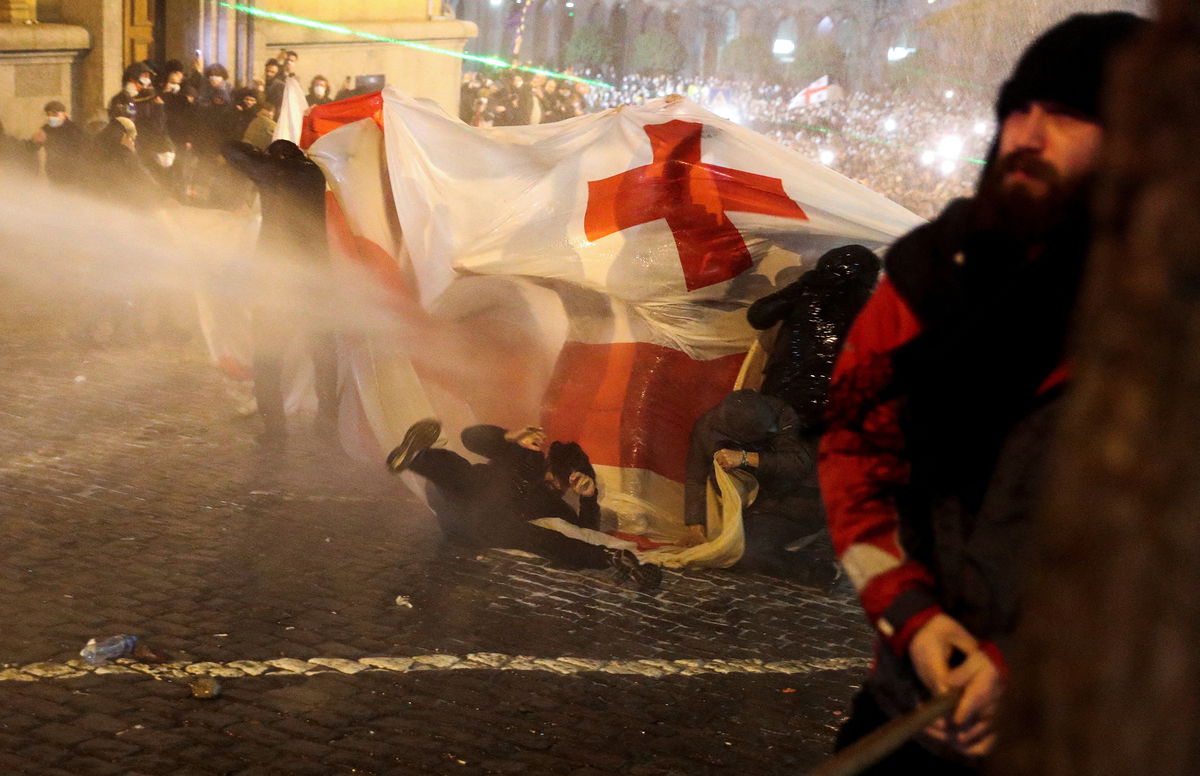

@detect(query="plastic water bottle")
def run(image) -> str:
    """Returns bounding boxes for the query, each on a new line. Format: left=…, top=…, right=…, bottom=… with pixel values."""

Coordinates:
left=79, top=635, right=138, bottom=666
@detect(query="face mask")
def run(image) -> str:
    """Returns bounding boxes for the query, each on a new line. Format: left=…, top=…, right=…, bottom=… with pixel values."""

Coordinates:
left=163, top=82, right=180, bottom=93
left=313, top=85, right=327, bottom=97
left=156, top=151, right=176, bottom=168
left=125, top=83, right=139, bottom=96
left=46, top=116, right=64, bottom=128
left=139, top=76, right=152, bottom=86
left=209, top=75, right=224, bottom=87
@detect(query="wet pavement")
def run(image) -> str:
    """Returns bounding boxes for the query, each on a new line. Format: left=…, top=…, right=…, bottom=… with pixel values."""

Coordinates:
left=0, top=296, right=873, bottom=775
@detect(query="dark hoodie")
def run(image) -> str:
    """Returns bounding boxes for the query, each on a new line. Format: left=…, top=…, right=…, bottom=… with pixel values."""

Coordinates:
left=748, top=245, right=881, bottom=430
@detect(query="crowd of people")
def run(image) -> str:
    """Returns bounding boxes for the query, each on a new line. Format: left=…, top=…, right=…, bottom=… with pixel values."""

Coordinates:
left=15, top=49, right=990, bottom=222
left=762, top=89, right=991, bottom=219
left=460, top=68, right=993, bottom=219
left=590, top=71, right=993, bottom=219
left=458, top=69, right=593, bottom=126
left=2, top=49, right=354, bottom=209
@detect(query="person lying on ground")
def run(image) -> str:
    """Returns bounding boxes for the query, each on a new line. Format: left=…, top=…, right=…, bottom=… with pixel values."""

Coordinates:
left=387, top=419, right=662, bottom=591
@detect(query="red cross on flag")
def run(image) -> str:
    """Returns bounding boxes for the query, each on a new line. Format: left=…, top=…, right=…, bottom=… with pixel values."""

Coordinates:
left=302, top=90, right=920, bottom=547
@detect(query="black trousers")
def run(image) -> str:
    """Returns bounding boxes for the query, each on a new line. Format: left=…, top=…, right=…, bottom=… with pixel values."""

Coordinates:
left=736, top=509, right=818, bottom=575
left=412, top=448, right=611, bottom=570
left=833, top=690, right=979, bottom=775
left=253, top=308, right=337, bottom=435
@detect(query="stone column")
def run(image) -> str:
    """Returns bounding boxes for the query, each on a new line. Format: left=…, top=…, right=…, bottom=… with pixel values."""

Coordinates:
left=0, top=20, right=90, bottom=136
left=0, top=0, right=36, bottom=24
left=58, top=0, right=122, bottom=124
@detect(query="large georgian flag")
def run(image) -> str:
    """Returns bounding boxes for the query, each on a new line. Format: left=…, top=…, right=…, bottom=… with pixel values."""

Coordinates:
left=304, top=89, right=921, bottom=540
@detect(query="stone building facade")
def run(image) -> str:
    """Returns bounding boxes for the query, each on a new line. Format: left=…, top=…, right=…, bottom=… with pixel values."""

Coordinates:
left=450, top=0, right=934, bottom=87
left=449, top=0, right=1151, bottom=90
left=0, top=0, right=475, bottom=137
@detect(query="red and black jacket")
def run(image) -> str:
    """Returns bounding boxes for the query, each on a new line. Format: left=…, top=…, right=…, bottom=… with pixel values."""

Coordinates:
left=818, top=197, right=1084, bottom=716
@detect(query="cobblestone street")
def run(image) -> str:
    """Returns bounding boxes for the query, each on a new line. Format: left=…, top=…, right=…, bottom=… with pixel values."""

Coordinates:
left=0, top=293, right=873, bottom=775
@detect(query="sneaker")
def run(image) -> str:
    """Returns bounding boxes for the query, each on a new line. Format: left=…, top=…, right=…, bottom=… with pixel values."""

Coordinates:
left=631, top=561, right=663, bottom=593
left=386, top=419, right=441, bottom=473
left=605, top=549, right=662, bottom=592
left=605, top=548, right=639, bottom=582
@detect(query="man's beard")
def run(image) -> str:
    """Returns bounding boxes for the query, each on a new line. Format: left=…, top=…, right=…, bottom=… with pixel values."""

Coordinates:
left=975, top=150, right=1093, bottom=245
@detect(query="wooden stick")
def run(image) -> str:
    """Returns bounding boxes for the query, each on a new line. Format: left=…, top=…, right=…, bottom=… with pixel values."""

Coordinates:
left=809, top=690, right=964, bottom=776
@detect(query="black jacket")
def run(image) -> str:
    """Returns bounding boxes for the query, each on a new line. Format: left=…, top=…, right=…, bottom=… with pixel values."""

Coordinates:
left=41, top=120, right=88, bottom=187
left=685, top=395, right=819, bottom=529
left=748, top=268, right=876, bottom=431
left=460, top=425, right=599, bottom=530
left=221, top=141, right=328, bottom=261
left=88, top=123, right=162, bottom=209
left=856, top=195, right=1082, bottom=725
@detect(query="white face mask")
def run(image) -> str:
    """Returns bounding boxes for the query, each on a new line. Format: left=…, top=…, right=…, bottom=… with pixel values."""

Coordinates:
left=156, top=151, right=176, bottom=168
left=313, top=85, right=327, bottom=97
left=125, top=83, right=139, bottom=96
left=163, top=82, right=180, bottom=93
left=46, top=115, right=65, bottom=128
left=139, top=76, right=152, bottom=87
left=208, top=75, right=224, bottom=87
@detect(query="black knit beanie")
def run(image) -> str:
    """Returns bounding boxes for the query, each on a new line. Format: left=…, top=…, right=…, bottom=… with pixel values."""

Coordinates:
left=995, top=12, right=1148, bottom=124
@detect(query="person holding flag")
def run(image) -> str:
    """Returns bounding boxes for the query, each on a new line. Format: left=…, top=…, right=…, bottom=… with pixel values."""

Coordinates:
left=221, top=138, right=338, bottom=444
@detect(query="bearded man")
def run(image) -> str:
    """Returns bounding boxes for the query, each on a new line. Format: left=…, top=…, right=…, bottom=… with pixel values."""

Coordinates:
left=818, top=12, right=1148, bottom=773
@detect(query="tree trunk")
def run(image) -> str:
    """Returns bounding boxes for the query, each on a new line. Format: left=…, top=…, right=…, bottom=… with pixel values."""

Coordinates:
left=994, top=3, right=1200, bottom=774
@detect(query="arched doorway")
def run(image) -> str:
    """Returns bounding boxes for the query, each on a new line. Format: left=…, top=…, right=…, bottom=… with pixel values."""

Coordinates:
left=527, top=0, right=560, bottom=64
left=722, top=8, right=740, bottom=44
left=773, top=16, right=799, bottom=64
left=698, top=9, right=723, bottom=77
left=557, top=0, right=578, bottom=69
left=611, top=3, right=628, bottom=75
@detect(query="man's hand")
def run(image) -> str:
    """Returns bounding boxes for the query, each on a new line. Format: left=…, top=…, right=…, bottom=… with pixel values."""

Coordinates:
left=943, top=649, right=1003, bottom=756
left=714, top=448, right=744, bottom=470
left=568, top=471, right=596, bottom=498
left=909, top=613, right=1002, bottom=758
left=31, top=128, right=46, bottom=144
left=714, top=449, right=759, bottom=470
left=909, top=613, right=977, bottom=695
left=504, top=425, right=546, bottom=452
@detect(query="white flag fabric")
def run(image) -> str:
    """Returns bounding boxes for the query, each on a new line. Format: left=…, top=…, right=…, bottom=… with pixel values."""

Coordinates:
left=272, top=76, right=308, bottom=145
left=788, top=75, right=830, bottom=110
left=298, top=89, right=921, bottom=552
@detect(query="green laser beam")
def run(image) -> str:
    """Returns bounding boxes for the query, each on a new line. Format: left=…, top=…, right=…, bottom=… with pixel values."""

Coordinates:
left=218, top=2, right=613, bottom=89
